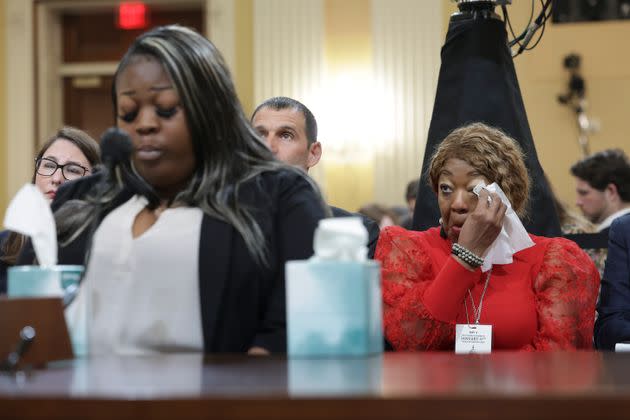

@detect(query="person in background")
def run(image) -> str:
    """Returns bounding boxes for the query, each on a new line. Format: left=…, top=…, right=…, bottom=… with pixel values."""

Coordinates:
left=252, top=96, right=321, bottom=171
left=400, top=178, right=419, bottom=229
left=571, top=149, right=630, bottom=233
left=358, top=203, right=400, bottom=230
left=251, top=96, right=380, bottom=257
left=554, top=194, right=596, bottom=235
left=594, top=213, right=630, bottom=350
left=376, top=122, right=599, bottom=351
left=50, top=26, right=327, bottom=354
left=0, top=127, right=100, bottom=294
left=554, top=190, right=607, bottom=277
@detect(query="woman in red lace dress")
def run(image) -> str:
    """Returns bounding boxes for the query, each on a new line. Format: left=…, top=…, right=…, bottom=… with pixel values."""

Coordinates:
left=376, top=122, right=599, bottom=351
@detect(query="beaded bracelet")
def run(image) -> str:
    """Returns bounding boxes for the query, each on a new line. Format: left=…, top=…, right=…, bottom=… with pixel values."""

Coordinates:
left=451, top=243, right=484, bottom=268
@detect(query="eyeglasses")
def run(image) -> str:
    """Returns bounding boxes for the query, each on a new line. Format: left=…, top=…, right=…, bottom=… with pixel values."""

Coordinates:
left=35, top=157, right=89, bottom=181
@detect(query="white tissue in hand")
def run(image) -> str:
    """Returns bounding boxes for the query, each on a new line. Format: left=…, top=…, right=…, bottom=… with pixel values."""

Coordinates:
left=3, top=184, right=57, bottom=267
left=313, top=217, right=368, bottom=261
left=474, top=182, right=534, bottom=272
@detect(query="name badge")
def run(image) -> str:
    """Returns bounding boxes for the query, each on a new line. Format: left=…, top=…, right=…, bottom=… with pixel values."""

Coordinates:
left=455, top=324, right=492, bottom=354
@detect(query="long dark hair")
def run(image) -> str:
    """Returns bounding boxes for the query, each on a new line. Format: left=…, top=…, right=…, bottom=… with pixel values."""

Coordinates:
left=57, top=25, right=324, bottom=265
left=1, top=127, right=100, bottom=265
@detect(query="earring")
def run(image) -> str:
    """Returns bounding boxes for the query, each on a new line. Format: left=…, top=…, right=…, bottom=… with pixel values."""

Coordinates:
left=438, top=217, right=443, bottom=225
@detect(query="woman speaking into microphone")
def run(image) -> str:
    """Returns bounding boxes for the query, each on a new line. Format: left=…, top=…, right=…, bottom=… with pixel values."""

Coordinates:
left=52, top=25, right=327, bottom=355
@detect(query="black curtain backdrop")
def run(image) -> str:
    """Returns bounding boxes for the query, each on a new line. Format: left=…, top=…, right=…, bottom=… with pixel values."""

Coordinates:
left=412, top=16, right=561, bottom=237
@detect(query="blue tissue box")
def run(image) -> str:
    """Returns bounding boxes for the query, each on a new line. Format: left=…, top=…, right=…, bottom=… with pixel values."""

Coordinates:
left=286, top=260, right=383, bottom=357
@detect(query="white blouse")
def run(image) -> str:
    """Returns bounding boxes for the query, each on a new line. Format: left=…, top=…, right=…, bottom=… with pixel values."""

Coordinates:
left=67, top=195, right=204, bottom=355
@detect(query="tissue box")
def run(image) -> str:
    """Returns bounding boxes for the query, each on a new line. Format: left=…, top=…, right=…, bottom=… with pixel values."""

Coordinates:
left=8, top=265, right=87, bottom=357
left=8, top=265, right=83, bottom=297
left=286, top=260, right=383, bottom=357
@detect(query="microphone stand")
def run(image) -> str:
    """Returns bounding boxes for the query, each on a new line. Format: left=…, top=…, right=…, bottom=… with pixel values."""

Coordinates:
left=0, top=326, right=36, bottom=373
left=557, top=54, right=599, bottom=158
left=576, top=99, right=594, bottom=157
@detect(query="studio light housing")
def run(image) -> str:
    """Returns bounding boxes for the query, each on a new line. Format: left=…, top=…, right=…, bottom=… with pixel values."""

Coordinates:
left=452, top=0, right=513, bottom=21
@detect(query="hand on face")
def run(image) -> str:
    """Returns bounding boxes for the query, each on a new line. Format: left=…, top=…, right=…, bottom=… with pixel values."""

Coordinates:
left=456, top=188, right=507, bottom=257
left=437, top=158, right=507, bottom=257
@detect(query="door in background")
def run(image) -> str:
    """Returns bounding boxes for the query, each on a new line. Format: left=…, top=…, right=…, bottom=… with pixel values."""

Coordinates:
left=62, top=7, right=203, bottom=140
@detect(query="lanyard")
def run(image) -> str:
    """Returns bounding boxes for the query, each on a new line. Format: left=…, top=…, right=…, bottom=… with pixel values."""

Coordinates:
left=464, top=269, right=492, bottom=325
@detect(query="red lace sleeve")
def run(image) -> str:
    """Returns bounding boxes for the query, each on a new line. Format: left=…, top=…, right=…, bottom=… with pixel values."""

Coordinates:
left=375, top=227, right=477, bottom=351
left=524, top=238, right=600, bottom=351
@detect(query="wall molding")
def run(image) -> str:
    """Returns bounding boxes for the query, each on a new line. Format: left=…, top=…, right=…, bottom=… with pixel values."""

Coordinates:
left=253, top=0, right=326, bottom=187
left=371, top=0, right=443, bottom=206
left=5, top=0, right=35, bottom=198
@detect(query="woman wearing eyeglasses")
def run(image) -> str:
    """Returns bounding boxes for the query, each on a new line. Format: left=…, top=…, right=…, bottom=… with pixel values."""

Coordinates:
left=0, top=127, right=100, bottom=293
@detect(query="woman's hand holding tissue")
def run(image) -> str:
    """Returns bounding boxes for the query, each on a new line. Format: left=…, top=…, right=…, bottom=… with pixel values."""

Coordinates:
left=457, top=188, right=507, bottom=260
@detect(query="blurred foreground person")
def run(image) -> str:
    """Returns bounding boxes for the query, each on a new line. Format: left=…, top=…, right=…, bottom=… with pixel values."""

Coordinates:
left=53, top=26, right=327, bottom=354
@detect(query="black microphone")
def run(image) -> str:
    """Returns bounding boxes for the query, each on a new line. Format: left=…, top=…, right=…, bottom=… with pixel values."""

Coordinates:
left=57, top=128, right=134, bottom=307
left=98, top=127, right=159, bottom=207
left=99, top=127, right=134, bottom=187
left=0, top=326, right=36, bottom=371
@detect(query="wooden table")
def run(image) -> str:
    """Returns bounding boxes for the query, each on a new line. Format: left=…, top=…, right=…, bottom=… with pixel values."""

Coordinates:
left=1, top=351, right=629, bottom=419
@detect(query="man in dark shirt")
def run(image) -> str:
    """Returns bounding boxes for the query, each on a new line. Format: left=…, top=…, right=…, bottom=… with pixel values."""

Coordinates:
left=400, top=178, right=418, bottom=230
left=252, top=97, right=379, bottom=257
left=571, top=149, right=630, bottom=233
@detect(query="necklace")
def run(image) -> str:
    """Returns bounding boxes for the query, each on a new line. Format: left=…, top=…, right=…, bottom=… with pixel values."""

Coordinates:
left=464, top=269, right=492, bottom=325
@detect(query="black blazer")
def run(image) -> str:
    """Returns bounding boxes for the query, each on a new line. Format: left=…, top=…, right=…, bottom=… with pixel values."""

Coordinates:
left=595, top=214, right=630, bottom=350
left=0, top=230, right=10, bottom=294
left=330, top=206, right=380, bottom=259
left=45, top=169, right=327, bottom=353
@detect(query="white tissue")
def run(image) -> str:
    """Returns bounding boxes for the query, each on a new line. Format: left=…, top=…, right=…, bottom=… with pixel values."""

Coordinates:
left=312, top=217, right=368, bottom=262
left=473, top=182, right=534, bottom=272
left=3, top=184, right=57, bottom=267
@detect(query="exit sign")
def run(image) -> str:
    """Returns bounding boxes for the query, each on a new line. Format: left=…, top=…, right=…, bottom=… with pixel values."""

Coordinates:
left=117, top=2, right=148, bottom=30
